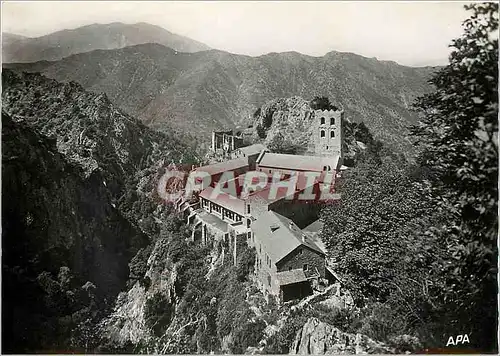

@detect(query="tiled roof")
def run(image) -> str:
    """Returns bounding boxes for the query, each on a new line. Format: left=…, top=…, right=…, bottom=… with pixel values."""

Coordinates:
left=303, top=219, right=327, bottom=254
left=303, top=219, right=324, bottom=233
left=277, top=269, right=308, bottom=286
left=251, top=211, right=325, bottom=263
left=257, top=152, right=340, bottom=172
left=238, top=144, right=268, bottom=156
left=199, top=186, right=246, bottom=215
left=194, top=157, right=249, bottom=176
left=273, top=213, right=326, bottom=255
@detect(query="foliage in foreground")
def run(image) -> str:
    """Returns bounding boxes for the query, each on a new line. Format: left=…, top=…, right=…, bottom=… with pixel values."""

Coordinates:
left=320, top=3, right=498, bottom=352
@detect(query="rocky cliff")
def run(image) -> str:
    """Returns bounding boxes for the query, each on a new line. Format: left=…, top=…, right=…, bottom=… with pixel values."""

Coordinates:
left=251, top=96, right=385, bottom=164
left=291, top=318, right=394, bottom=355
left=1, top=70, right=196, bottom=353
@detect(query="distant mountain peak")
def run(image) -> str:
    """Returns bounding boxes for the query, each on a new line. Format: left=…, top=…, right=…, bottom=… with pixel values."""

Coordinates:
left=2, top=22, right=211, bottom=63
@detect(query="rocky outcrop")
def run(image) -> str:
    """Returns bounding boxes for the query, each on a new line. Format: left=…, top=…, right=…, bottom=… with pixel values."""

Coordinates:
left=251, top=96, right=375, bottom=163
left=1, top=69, right=191, bottom=192
left=291, top=318, right=394, bottom=355
left=252, top=97, right=315, bottom=154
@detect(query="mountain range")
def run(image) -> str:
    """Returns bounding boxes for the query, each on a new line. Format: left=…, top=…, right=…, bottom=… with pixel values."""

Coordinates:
left=4, top=22, right=440, bottom=154
left=2, top=22, right=211, bottom=63
left=6, top=46, right=437, bottom=154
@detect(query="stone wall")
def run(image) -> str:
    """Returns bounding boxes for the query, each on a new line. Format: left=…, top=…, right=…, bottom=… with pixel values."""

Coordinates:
left=276, top=246, right=325, bottom=278
left=253, top=238, right=280, bottom=296
left=270, top=199, right=320, bottom=229
left=313, top=109, right=344, bottom=158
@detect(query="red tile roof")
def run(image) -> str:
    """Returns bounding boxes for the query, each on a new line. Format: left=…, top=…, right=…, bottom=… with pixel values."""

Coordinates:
left=257, top=152, right=340, bottom=172
left=199, top=186, right=246, bottom=215
left=194, top=157, right=249, bottom=176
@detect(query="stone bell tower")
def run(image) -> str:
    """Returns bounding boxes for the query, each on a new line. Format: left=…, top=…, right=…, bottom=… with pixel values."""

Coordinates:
left=314, top=108, right=343, bottom=159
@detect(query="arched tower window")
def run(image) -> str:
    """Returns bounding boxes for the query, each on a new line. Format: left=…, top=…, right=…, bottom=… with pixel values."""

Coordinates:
left=320, top=117, right=325, bottom=125
left=320, top=130, right=325, bottom=138
left=330, top=117, right=335, bottom=125
left=330, top=131, right=335, bottom=138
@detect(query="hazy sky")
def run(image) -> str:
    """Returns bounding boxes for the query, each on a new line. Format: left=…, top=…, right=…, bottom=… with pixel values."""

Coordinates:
left=2, top=1, right=470, bottom=66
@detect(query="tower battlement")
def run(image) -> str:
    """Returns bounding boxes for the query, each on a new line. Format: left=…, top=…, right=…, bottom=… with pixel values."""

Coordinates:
left=313, top=109, right=343, bottom=160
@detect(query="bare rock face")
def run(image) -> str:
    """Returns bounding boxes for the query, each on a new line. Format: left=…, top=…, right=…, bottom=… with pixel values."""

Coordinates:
left=290, top=318, right=394, bottom=355
left=251, top=96, right=373, bottom=163
left=252, top=97, right=314, bottom=153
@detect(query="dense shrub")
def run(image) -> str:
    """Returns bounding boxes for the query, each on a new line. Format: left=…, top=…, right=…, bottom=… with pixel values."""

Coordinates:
left=128, top=244, right=153, bottom=280
left=262, top=110, right=273, bottom=128
left=310, top=96, right=338, bottom=111
left=256, top=124, right=266, bottom=139
left=263, top=314, right=309, bottom=354
left=144, top=292, right=174, bottom=337
left=235, top=243, right=256, bottom=282
left=231, top=319, right=267, bottom=354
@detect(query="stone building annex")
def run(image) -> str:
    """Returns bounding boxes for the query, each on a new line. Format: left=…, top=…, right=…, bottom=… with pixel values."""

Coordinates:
left=174, top=108, right=345, bottom=302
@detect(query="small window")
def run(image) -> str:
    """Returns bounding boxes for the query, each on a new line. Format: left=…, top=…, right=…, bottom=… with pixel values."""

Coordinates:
left=247, top=232, right=251, bottom=240
left=303, top=264, right=309, bottom=271
left=247, top=205, right=251, bottom=214
left=320, top=130, right=325, bottom=138
left=298, top=249, right=302, bottom=255
left=289, top=267, right=293, bottom=271
left=268, top=275, right=272, bottom=287
left=330, top=131, right=335, bottom=138
left=330, top=117, right=335, bottom=125
left=320, top=117, right=325, bottom=125
left=323, top=166, right=328, bottom=171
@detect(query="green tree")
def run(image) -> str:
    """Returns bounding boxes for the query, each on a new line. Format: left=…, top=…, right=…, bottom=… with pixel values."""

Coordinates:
left=411, top=3, right=498, bottom=351
left=320, top=157, right=449, bottom=346
left=310, top=96, right=338, bottom=111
